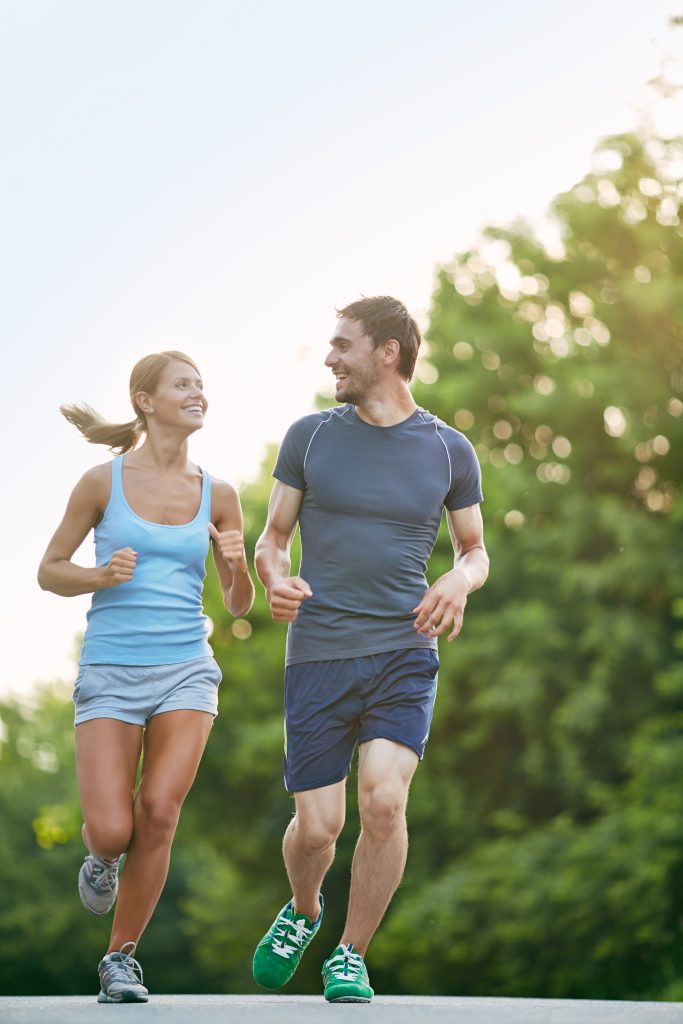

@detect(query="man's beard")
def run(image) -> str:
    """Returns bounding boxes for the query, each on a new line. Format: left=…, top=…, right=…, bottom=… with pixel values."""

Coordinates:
left=338, top=368, right=380, bottom=405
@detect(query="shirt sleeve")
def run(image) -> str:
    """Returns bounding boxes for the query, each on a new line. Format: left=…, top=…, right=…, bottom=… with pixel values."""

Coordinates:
left=443, top=430, right=484, bottom=510
left=272, top=415, right=321, bottom=491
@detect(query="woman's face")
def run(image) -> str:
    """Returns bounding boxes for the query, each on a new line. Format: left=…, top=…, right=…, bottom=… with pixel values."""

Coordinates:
left=137, top=358, right=208, bottom=433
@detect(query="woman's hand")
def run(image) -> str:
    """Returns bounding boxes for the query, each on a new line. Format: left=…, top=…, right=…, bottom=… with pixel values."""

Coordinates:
left=209, top=523, right=248, bottom=574
left=101, top=547, right=138, bottom=587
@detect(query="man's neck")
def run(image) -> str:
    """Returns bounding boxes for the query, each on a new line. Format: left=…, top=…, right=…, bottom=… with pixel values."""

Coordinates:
left=353, top=384, right=417, bottom=427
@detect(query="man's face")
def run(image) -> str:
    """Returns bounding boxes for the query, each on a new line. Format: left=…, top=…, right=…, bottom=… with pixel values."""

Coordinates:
left=324, top=317, right=382, bottom=405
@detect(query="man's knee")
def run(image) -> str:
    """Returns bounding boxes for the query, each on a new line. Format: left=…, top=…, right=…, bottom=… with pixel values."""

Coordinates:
left=359, top=782, right=407, bottom=838
left=292, top=810, right=344, bottom=855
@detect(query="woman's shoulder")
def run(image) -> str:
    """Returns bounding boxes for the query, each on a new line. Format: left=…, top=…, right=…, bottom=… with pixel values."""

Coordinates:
left=208, top=476, right=243, bottom=526
left=208, top=476, right=239, bottom=502
left=76, top=460, right=114, bottom=494
left=65, top=460, right=115, bottom=518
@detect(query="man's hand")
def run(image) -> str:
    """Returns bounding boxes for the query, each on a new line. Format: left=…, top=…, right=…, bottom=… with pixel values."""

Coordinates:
left=209, top=523, right=248, bottom=574
left=266, top=577, right=312, bottom=622
left=412, top=567, right=471, bottom=642
left=101, top=547, right=137, bottom=588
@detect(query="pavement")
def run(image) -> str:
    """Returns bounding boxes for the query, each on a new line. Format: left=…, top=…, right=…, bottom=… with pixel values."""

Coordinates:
left=1, top=996, right=682, bottom=1023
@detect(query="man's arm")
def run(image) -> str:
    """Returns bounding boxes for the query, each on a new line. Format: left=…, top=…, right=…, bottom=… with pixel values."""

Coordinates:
left=413, top=503, right=489, bottom=642
left=254, top=481, right=312, bottom=622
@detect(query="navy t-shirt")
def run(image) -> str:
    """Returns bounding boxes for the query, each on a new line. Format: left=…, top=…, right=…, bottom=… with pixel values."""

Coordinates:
left=273, top=404, right=483, bottom=665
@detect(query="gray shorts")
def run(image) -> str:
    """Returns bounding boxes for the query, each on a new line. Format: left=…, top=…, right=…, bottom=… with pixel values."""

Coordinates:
left=72, top=657, right=222, bottom=727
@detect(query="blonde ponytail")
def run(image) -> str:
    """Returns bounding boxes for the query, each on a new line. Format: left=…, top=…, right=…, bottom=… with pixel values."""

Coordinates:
left=60, top=350, right=200, bottom=454
left=60, top=403, right=143, bottom=454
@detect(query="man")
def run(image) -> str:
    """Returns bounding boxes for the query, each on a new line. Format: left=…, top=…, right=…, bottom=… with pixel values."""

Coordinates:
left=252, top=295, right=488, bottom=1002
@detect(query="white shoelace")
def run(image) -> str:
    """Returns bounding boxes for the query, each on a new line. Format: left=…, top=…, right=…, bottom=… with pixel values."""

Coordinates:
left=326, top=944, right=365, bottom=980
left=272, top=916, right=312, bottom=960
left=88, top=856, right=119, bottom=893
left=102, top=943, right=144, bottom=988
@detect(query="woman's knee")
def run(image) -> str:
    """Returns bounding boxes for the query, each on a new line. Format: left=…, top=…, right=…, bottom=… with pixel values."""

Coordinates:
left=85, top=816, right=133, bottom=859
left=134, top=789, right=182, bottom=839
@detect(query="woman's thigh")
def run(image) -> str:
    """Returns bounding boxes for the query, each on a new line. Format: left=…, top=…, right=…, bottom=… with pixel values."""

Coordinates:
left=75, top=718, right=143, bottom=825
left=136, top=709, right=214, bottom=810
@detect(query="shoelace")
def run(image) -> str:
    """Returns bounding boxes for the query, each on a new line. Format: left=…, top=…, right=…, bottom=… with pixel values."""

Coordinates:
left=327, top=944, right=365, bottom=980
left=102, top=943, right=144, bottom=987
left=271, top=915, right=311, bottom=958
left=88, top=856, right=119, bottom=893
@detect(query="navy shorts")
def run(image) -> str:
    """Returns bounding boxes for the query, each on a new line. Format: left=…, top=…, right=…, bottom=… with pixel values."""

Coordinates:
left=283, top=648, right=439, bottom=793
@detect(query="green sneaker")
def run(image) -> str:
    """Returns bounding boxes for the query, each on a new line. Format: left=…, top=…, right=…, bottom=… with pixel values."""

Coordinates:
left=322, top=943, right=374, bottom=1003
left=252, top=896, right=324, bottom=989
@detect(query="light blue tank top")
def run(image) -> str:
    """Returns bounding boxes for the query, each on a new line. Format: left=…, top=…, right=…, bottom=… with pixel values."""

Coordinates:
left=80, top=455, right=213, bottom=666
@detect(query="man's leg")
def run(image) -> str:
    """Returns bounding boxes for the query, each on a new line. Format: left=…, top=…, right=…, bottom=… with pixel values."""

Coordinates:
left=253, top=781, right=345, bottom=989
left=283, top=780, right=346, bottom=919
left=341, top=738, right=418, bottom=954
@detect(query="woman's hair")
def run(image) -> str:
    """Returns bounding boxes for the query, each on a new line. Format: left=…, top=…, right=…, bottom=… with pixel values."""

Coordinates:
left=60, top=350, right=201, bottom=454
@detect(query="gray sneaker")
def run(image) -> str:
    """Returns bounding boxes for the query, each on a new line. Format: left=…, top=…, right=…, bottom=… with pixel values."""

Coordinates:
left=78, top=854, right=119, bottom=915
left=98, top=942, right=148, bottom=1003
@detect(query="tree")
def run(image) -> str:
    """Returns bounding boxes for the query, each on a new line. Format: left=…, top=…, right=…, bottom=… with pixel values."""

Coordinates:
left=370, top=128, right=683, bottom=999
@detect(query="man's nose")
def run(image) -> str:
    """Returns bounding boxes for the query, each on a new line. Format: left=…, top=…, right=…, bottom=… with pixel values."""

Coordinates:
left=324, top=349, right=338, bottom=367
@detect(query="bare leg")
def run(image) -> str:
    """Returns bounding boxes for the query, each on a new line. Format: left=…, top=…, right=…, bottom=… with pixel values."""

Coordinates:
left=341, top=738, right=418, bottom=955
left=108, top=709, right=213, bottom=953
left=282, top=781, right=346, bottom=920
left=75, top=719, right=143, bottom=860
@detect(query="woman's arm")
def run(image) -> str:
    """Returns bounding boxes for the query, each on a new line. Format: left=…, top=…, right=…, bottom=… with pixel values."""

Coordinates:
left=209, top=480, right=255, bottom=617
left=37, top=464, right=137, bottom=596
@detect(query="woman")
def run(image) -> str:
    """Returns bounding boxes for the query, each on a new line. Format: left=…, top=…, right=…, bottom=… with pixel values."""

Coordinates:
left=38, top=350, right=254, bottom=1003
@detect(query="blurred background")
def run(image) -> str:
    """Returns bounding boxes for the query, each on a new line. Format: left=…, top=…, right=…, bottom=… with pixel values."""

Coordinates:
left=1, top=0, right=682, bottom=1000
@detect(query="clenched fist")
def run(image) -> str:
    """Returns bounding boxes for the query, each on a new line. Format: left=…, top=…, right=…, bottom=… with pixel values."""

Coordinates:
left=101, top=547, right=137, bottom=588
left=266, top=576, right=312, bottom=622
left=209, top=523, right=248, bottom=574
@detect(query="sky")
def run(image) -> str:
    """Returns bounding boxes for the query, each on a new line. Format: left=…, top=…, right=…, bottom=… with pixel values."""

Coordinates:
left=1, top=0, right=682, bottom=699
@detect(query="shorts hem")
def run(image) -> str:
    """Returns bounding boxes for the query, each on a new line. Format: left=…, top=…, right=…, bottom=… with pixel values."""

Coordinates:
left=285, top=767, right=350, bottom=794
left=358, top=732, right=425, bottom=760
left=74, top=710, right=146, bottom=727
left=150, top=703, right=218, bottom=719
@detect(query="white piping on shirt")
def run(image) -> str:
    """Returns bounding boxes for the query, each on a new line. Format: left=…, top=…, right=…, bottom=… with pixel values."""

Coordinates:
left=418, top=411, right=452, bottom=492
left=302, top=405, right=352, bottom=472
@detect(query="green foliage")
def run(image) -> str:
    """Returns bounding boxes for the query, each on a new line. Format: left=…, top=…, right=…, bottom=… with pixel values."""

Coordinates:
left=371, top=129, right=683, bottom=999
left=1, top=129, right=681, bottom=997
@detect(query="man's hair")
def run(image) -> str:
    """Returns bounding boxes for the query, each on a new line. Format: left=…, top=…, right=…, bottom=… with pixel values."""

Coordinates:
left=337, top=296, right=422, bottom=381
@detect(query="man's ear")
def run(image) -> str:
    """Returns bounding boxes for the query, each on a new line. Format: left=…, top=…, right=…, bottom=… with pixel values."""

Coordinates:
left=382, top=338, right=400, bottom=368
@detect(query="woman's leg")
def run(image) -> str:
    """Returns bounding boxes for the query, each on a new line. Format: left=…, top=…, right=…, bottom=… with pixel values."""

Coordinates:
left=107, top=709, right=214, bottom=953
left=75, top=719, right=144, bottom=859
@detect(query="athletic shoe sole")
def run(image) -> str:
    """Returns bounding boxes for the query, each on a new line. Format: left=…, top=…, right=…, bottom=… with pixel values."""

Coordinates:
left=97, top=990, right=148, bottom=1003
left=327, top=996, right=372, bottom=1003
